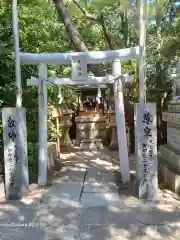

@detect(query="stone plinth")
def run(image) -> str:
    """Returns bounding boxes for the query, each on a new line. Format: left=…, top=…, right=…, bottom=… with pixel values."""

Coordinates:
left=75, top=114, right=106, bottom=147
left=160, top=101, right=180, bottom=194
left=80, top=139, right=104, bottom=150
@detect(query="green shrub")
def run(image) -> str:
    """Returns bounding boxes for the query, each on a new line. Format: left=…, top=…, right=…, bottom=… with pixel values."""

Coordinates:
left=28, top=142, right=38, bottom=183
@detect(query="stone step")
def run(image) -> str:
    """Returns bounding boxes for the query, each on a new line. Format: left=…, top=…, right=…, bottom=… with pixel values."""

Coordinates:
left=79, top=143, right=104, bottom=150
left=169, top=99, right=180, bottom=104
left=167, top=123, right=180, bottom=154
left=158, top=156, right=180, bottom=193
left=76, top=122, right=106, bottom=130
left=80, top=192, right=123, bottom=207
left=159, top=145, right=180, bottom=172
left=75, top=116, right=105, bottom=123
left=80, top=139, right=104, bottom=150
left=162, top=112, right=180, bottom=124
left=78, top=129, right=105, bottom=139
left=168, top=104, right=180, bottom=113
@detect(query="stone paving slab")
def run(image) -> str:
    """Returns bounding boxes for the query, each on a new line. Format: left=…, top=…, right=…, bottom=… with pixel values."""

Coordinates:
left=76, top=225, right=111, bottom=240
left=0, top=227, right=45, bottom=240
left=76, top=224, right=152, bottom=240
left=121, top=194, right=180, bottom=212
left=134, top=210, right=180, bottom=226
left=76, top=206, right=108, bottom=226
left=0, top=205, right=37, bottom=223
left=85, top=171, right=116, bottom=184
left=88, top=158, right=113, bottom=172
left=75, top=223, right=180, bottom=240
left=41, top=182, right=82, bottom=208
left=80, top=192, right=124, bottom=208
left=83, top=181, right=117, bottom=193
left=0, top=219, right=77, bottom=240
left=84, top=163, right=118, bottom=193
left=86, top=168, right=112, bottom=176
left=0, top=204, right=81, bottom=240
left=53, top=168, right=86, bottom=183
left=62, top=160, right=89, bottom=168
left=45, top=224, right=77, bottom=240
left=86, top=171, right=115, bottom=181
left=60, top=165, right=88, bottom=173
left=45, top=182, right=82, bottom=197
left=41, top=194, right=80, bottom=208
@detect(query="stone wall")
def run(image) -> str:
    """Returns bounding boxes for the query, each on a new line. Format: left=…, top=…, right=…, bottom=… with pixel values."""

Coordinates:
left=159, top=102, right=180, bottom=194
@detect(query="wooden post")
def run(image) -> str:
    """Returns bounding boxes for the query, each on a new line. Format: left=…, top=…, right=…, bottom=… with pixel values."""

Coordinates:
left=113, top=59, right=130, bottom=183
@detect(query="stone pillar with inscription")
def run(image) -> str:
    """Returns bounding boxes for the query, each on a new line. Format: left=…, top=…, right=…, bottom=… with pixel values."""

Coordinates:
left=2, top=107, right=29, bottom=200
left=159, top=62, right=180, bottom=193
left=135, top=103, right=157, bottom=200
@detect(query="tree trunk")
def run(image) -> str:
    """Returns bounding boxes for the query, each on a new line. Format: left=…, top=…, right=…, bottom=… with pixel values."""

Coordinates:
left=53, top=0, right=107, bottom=76
left=53, top=0, right=88, bottom=52
left=120, top=10, right=129, bottom=47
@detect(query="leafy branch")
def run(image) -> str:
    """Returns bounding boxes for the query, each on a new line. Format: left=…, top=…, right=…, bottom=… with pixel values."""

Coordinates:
left=73, top=0, right=114, bottom=49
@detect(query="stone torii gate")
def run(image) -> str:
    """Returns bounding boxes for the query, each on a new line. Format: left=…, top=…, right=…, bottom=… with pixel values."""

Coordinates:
left=12, top=0, right=158, bottom=201
left=12, top=0, right=141, bottom=188
left=23, top=50, right=138, bottom=186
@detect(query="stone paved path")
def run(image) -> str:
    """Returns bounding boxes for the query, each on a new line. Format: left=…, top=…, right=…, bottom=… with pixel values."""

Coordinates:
left=0, top=147, right=180, bottom=239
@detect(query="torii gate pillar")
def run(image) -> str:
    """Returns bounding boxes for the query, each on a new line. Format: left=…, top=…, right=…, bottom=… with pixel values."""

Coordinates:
left=38, top=63, right=48, bottom=186
left=113, top=59, right=130, bottom=183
